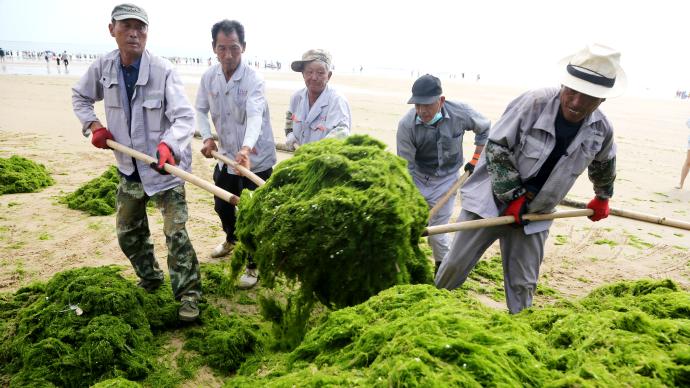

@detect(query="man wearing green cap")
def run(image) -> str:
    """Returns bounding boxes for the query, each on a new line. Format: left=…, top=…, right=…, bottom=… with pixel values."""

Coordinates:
left=72, top=3, right=201, bottom=322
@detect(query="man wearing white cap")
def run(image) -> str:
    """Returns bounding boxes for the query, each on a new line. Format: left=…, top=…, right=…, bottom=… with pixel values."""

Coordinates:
left=436, top=43, right=625, bottom=314
left=72, top=3, right=201, bottom=321
left=284, top=49, right=351, bottom=149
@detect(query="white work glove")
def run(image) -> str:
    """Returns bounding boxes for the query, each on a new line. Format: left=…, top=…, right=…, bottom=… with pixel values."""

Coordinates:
left=285, top=132, right=298, bottom=150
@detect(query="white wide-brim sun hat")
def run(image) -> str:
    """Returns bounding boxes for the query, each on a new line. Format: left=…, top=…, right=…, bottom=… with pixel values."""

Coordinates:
left=558, top=43, right=627, bottom=98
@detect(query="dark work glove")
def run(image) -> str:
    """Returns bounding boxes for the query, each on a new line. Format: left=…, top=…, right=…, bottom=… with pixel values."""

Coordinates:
left=150, top=142, right=175, bottom=175
left=91, top=127, right=113, bottom=149
left=463, top=152, right=481, bottom=174
left=503, top=194, right=530, bottom=225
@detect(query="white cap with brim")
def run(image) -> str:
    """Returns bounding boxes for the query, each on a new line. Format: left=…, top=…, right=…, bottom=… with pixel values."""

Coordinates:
left=558, top=43, right=627, bottom=98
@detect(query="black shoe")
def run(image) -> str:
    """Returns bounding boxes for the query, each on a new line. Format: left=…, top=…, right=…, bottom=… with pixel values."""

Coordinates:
left=137, top=278, right=163, bottom=292
left=178, top=295, right=199, bottom=322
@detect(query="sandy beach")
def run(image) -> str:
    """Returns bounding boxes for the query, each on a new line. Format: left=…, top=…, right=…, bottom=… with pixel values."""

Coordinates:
left=0, top=61, right=688, bottom=304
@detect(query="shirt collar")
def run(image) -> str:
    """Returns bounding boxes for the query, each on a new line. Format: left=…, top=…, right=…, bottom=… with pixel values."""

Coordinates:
left=121, top=57, right=141, bottom=70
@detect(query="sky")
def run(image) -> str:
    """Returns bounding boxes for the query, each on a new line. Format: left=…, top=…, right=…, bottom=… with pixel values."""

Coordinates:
left=1, top=0, right=690, bottom=91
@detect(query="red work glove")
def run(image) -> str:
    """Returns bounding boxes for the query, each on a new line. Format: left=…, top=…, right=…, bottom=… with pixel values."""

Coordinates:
left=503, top=194, right=530, bottom=225
left=91, top=127, right=113, bottom=149
left=150, top=142, right=175, bottom=175
left=586, top=197, right=610, bottom=221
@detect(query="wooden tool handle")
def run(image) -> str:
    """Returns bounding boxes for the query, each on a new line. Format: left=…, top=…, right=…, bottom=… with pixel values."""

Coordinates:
left=560, top=198, right=690, bottom=231
left=211, top=150, right=266, bottom=187
left=428, top=171, right=470, bottom=218
left=106, top=139, right=238, bottom=205
left=424, top=209, right=592, bottom=236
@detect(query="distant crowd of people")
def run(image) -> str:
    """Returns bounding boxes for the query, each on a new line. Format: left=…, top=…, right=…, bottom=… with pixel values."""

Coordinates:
left=675, top=90, right=690, bottom=99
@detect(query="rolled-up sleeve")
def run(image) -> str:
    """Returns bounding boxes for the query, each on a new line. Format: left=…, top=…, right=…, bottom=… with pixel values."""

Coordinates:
left=161, top=68, right=195, bottom=157
left=72, top=60, right=104, bottom=137
left=589, top=121, right=617, bottom=198
left=396, top=117, right=417, bottom=173
left=467, top=108, right=490, bottom=146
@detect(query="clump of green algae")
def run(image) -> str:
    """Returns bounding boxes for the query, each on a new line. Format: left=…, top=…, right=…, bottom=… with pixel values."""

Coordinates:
left=233, top=135, right=432, bottom=310
left=0, top=266, right=179, bottom=387
left=231, top=135, right=432, bottom=350
left=62, top=166, right=119, bottom=215
left=0, top=155, right=55, bottom=194
left=230, top=280, right=690, bottom=387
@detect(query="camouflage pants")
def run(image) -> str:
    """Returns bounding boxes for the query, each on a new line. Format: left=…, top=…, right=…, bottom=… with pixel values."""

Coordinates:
left=116, top=178, right=201, bottom=300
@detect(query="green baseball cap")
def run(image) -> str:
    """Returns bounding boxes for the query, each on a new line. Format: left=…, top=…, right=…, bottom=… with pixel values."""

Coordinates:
left=111, top=3, right=148, bottom=25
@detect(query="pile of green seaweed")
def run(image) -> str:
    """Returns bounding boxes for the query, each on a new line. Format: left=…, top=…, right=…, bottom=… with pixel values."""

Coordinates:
left=2, top=264, right=689, bottom=386
left=0, top=266, right=178, bottom=387
left=0, top=155, right=54, bottom=194
left=233, top=135, right=432, bottom=310
left=0, top=265, right=266, bottom=387
left=62, top=166, right=119, bottom=215
left=231, top=280, right=690, bottom=386
left=231, top=135, right=433, bottom=349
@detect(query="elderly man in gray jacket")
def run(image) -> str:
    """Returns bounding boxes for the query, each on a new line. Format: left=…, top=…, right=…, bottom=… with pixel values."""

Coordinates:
left=196, top=19, right=277, bottom=290
left=72, top=3, right=201, bottom=322
left=397, top=74, right=490, bottom=273
left=436, top=44, right=625, bottom=314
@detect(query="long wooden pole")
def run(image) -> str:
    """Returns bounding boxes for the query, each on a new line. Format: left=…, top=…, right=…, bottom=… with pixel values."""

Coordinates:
left=560, top=198, right=690, bottom=231
left=210, top=151, right=266, bottom=187
left=428, top=171, right=470, bottom=218
left=106, top=139, right=239, bottom=205
left=423, top=209, right=593, bottom=236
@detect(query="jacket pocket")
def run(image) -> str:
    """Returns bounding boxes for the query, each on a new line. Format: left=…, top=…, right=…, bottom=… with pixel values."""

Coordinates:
left=101, top=77, right=121, bottom=108
left=441, top=132, right=462, bottom=161
left=142, top=98, right=164, bottom=135
left=229, top=99, right=247, bottom=125
left=517, top=135, right=547, bottom=178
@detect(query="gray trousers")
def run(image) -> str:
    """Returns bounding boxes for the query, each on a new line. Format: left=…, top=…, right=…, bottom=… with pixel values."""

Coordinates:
left=435, top=210, right=549, bottom=314
left=413, top=173, right=458, bottom=264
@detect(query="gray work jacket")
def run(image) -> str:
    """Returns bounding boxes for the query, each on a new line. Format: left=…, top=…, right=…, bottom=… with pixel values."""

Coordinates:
left=196, top=62, right=276, bottom=174
left=396, top=100, right=490, bottom=180
left=461, top=88, right=616, bottom=234
left=288, top=85, right=351, bottom=144
left=72, top=49, right=195, bottom=196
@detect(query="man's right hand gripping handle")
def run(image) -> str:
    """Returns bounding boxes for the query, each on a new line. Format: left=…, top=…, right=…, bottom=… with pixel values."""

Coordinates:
left=91, top=127, right=114, bottom=149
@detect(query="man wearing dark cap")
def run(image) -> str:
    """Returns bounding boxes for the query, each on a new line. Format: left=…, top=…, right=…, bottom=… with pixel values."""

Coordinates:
left=396, top=74, right=490, bottom=273
left=284, top=49, right=351, bottom=150
left=72, top=3, right=201, bottom=321
left=436, top=43, right=625, bottom=314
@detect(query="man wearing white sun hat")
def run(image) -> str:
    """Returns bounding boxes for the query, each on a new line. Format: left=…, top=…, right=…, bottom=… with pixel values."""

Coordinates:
left=436, top=43, right=626, bottom=314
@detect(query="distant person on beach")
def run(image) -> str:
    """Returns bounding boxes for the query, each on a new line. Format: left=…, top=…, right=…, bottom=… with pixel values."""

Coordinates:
left=677, top=118, right=690, bottom=189
left=195, top=19, right=276, bottom=289
left=0, top=48, right=5, bottom=62
left=61, top=51, right=69, bottom=70
left=396, top=74, right=490, bottom=273
left=284, top=49, right=351, bottom=150
left=71, top=3, right=201, bottom=322
left=436, top=43, right=626, bottom=314
left=44, top=53, right=49, bottom=63
left=56, top=55, right=60, bottom=66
